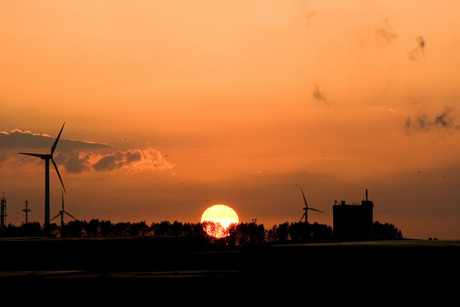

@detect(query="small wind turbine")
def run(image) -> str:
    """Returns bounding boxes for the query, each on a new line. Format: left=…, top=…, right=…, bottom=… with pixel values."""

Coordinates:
left=51, top=191, right=76, bottom=229
left=19, top=123, right=66, bottom=230
left=299, top=188, right=323, bottom=223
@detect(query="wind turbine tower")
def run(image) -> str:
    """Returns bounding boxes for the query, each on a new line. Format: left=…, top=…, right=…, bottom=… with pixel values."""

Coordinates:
left=299, top=188, right=324, bottom=224
left=19, top=123, right=66, bottom=232
left=23, top=200, right=31, bottom=224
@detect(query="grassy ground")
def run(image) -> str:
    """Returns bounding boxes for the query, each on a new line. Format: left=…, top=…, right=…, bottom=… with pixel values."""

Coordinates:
left=0, top=237, right=458, bottom=297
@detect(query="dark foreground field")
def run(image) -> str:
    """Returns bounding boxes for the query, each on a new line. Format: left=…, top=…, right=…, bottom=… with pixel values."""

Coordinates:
left=0, top=237, right=458, bottom=297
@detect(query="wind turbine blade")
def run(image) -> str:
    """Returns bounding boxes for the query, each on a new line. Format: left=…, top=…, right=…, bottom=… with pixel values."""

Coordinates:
left=300, top=188, right=309, bottom=208
left=299, top=212, right=306, bottom=223
left=50, top=123, right=65, bottom=154
left=51, top=158, right=66, bottom=194
left=64, top=211, right=77, bottom=221
left=50, top=213, right=61, bottom=221
left=19, top=152, right=47, bottom=158
left=61, top=191, right=64, bottom=210
left=309, top=207, right=324, bottom=213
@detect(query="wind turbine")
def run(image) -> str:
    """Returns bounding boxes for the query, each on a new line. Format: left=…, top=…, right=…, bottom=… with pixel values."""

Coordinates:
left=19, top=123, right=66, bottom=231
left=51, top=191, right=76, bottom=230
left=299, top=188, right=323, bottom=223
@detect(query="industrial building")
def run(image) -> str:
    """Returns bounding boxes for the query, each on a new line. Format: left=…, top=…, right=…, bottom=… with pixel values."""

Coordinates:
left=333, top=190, right=374, bottom=237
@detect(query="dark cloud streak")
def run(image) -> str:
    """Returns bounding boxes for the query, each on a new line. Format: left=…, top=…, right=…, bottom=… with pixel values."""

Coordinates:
left=375, top=18, right=397, bottom=43
left=408, top=36, right=426, bottom=61
left=404, top=107, right=460, bottom=135
left=417, top=36, right=425, bottom=50
left=312, top=83, right=328, bottom=105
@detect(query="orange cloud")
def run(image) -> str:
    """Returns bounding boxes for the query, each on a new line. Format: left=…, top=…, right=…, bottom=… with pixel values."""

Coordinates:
left=86, top=146, right=174, bottom=174
left=0, top=128, right=174, bottom=174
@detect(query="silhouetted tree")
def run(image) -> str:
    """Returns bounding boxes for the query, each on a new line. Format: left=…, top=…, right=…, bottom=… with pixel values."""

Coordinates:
left=87, top=219, right=100, bottom=236
left=232, top=222, right=266, bottom=245
left=99, top=220, right=114, bottom=237
left=283, top=222, right=333, bottom=242
left=288, top=222, right=309, bottom=241
left=19, top=222, right=42, bottom=237
left=226, top=224, right=238, bottom=246
left=245, top=222, right=265, bottom=244
left=170, top=221, right=184, bottom=236
left=191, top=222, right=207, bottom=237
left=153, top=220, right=172, bottom=236
left=0, top=218, right=360, bottom=243
left=4, top=223, right=19, bottom=236
left=129, top=221, right=149, bottom=236
left=275, top=222, right=290, bottom=242
left=310, top=222, right=333, bottom=240
left=65, top=220, right=85, bottom=237
left=49, top=223, right=59, bottom=237
left=181, top=222, right=194, bottom=237
left=373, top=221, right=403, bottom=239
left=114, top=222, right=130, bottom=236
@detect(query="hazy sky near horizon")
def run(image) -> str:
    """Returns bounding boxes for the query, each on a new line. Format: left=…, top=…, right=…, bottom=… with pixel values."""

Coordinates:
left=2, top=1, right=460, bottom=239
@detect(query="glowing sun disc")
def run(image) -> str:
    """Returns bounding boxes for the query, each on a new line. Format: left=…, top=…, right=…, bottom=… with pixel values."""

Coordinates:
left=201, top=204, right=239, bottom=238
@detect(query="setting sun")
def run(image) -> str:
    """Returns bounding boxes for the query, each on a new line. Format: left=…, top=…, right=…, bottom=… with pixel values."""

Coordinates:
left=201, top=204, right=239, bottom=238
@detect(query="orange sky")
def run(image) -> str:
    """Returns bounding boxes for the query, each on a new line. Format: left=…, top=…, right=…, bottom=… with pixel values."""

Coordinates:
left=1, top=1, right=460, bottom=239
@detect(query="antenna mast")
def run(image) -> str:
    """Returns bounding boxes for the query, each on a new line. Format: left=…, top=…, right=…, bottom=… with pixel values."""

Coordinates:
left=1, top=195, right=6, bottom=234
left=23, top=200, right=31, bottom=224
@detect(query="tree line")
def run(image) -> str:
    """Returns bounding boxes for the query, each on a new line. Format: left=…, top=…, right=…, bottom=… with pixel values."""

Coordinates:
left=0, top=219, right=402, bottom=244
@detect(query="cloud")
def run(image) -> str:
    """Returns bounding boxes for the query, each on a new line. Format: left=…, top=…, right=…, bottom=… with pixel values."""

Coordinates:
left=58, top=146, right=173, bottom=174
left=375, top=18, right=397, bottom=43
left=404, top=107, right=460, bottom=135
left=55, top=146, right=174, bottom=174
left=0, top=128, right=109, bottom=151
left=305, top=10, right=318, bottom=26
left=312, top=83, right=328, bottom=105
left=84, top=147, right=174, bottom=174
left=417, top=36, right=426, bottom=50
left=59, top=152, right=92, bottom=174
left=0, top=128, right=174, bottom=174
left=408, top=36, right=426, bottom=61
left=92, top=151, right=125, bottom=171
